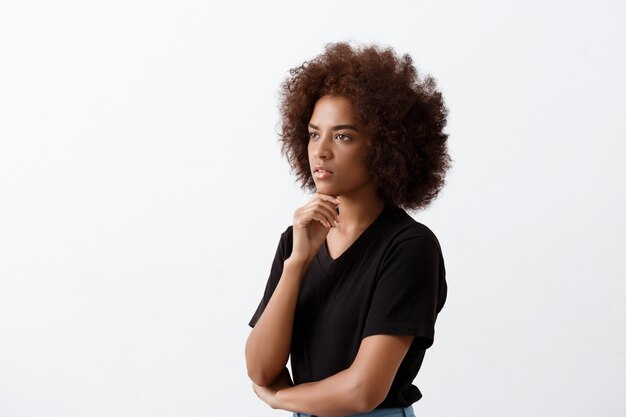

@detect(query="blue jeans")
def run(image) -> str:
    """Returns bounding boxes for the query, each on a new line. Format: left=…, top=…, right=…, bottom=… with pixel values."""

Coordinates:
left=293, top=405, right=416, bottom=417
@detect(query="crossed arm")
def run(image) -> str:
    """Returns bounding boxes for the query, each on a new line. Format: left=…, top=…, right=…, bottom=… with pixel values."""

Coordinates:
left=253, top=334, right=413, bottom=417
left=245, top=258, right=414, bottom=416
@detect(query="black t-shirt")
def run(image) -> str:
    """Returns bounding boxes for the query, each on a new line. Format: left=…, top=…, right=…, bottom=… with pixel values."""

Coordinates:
left=248, top=204, right=447, bottom=408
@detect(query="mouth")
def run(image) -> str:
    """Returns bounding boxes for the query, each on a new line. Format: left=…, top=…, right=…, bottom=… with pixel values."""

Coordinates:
left=313, top=168, right=333, bottom=179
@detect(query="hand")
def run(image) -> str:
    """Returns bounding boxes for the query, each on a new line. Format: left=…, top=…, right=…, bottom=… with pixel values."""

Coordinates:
left=252, top=367, right=294, bottom=409
left=291, top=193, right=341, bottom=263
left=252, top=382, right=278, bottom=408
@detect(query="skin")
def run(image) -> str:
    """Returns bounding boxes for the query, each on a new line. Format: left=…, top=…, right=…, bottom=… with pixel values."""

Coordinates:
left=245, top=95, right=414, bottom=416
left=306, top=95, right=388, bottom=259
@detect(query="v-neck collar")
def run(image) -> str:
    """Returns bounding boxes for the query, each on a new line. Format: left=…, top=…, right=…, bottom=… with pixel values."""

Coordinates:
left=316, top=204, right=395, bottom=271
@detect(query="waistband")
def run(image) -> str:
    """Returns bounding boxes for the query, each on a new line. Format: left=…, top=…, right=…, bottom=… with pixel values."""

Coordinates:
left=293, top=405, right=414, bottom=417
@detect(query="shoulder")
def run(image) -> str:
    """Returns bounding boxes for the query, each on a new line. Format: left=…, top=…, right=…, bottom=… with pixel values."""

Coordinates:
left=274, top=225, right=294, bottom=259
left=383, top=206, right=443, bottom=253
left=280, top=225, right=294, bottom=244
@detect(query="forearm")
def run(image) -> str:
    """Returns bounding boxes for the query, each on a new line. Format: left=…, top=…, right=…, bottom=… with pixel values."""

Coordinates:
left=272, top=367, right=370, bottom=417
left=245, top=257, right=311, bottom=386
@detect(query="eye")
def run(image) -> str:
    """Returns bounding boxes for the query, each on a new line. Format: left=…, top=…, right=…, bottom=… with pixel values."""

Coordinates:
left=335, top=133, right=352, bottom=142
left=308, top=132, right=320, bottom=141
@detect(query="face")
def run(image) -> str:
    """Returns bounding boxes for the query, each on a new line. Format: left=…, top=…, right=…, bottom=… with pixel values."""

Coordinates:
left=307, top=95, right=374, bottom=197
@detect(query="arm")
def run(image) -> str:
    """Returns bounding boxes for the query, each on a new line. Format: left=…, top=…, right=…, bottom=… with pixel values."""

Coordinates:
left=252, top=231, right=444, bottom=414
left=253, top=334, right=414, bottom=417
left=245, top=257, right=310, bottom=386
left=245, top=193, right=341, bottom=387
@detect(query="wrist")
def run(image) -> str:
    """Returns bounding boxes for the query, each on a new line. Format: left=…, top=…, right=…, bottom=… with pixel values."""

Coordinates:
left=271, top=387, right=288, bottom=410
left=284, top=256, right=313, bottom=272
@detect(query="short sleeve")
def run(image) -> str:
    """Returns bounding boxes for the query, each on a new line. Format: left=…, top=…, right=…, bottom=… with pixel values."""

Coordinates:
left=362, top=234, right=447, bottom=350
left=248, top=226, right=293, bottom=328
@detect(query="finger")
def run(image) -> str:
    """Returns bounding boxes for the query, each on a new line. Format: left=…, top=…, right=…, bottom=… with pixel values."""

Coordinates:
left=295, top=199, right=340, bottom=228
left=313, top=208, right=339, bottom=228
left=309, top=197, right=340, bottom=213
left=311, top=214, right=332, bottom=228
left=306, top=194, right=339, bottom=211
left=306, top=199, right=340, bottom=224
left=305, top=206, right=337, bottom=228
left=315, top=193, right=341, bottom=205
left=298, top=200, right=339, bottom=227
left=294, top=209, right=330, bottom=229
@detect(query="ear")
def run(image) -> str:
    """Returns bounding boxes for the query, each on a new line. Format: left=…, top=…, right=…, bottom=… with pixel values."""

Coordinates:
left=364, top=137, right=373, bottom=156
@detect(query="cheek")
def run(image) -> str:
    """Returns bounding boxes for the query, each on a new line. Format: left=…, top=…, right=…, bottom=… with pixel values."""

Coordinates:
left=355, top=155, right=373, bottom=180
left=344, top=156, right=371, bottom=179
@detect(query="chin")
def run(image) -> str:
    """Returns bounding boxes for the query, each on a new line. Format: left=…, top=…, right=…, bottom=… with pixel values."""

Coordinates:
left=314, top=183, right=339, bottom=196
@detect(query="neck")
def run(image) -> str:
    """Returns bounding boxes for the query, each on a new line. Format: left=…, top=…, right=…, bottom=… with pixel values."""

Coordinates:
left=334, top=182, right=386, bottom=233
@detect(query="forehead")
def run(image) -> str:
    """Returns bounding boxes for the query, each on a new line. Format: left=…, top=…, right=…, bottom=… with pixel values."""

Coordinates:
left=309, top=95, right=357, bottom=124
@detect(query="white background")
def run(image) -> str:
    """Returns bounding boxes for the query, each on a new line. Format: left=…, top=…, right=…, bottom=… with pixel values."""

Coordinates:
left=1, top=1, right=625, bottom=416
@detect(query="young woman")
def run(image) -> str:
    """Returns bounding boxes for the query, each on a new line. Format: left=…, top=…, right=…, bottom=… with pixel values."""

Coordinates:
left=245, top=42, right=451, bottom=417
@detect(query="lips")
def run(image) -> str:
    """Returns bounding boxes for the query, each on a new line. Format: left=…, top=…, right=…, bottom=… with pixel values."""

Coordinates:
left=313, top=167, right=333, bottom=179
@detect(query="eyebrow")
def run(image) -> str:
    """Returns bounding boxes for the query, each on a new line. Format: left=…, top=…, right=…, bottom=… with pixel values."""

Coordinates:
left=308, top=123, right=360, bottom=132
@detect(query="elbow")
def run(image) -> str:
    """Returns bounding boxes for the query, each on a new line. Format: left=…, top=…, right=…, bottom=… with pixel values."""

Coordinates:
left=246, top=360, right=278, bottom=387
left=348, top=377, right=387, bottom=414
left=352, top=394, right=383, bottom=415
left=245, top=345, right=277, bottom=387
left=245, top=355, right=274, bottom=387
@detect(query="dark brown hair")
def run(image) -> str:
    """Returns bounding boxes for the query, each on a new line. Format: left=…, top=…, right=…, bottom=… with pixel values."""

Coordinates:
left=279, top=42, right=452, bottom=211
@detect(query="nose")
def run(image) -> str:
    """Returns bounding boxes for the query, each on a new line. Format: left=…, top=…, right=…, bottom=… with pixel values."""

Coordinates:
left=311, top=135, right=333, bottom=160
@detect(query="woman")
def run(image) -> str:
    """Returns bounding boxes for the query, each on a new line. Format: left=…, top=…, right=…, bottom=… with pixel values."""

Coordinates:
left=245, top=42, right=451, bottom=417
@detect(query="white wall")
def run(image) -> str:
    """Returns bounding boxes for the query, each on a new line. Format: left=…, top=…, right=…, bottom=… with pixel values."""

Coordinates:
left=1, top=1, right=624, bottom=416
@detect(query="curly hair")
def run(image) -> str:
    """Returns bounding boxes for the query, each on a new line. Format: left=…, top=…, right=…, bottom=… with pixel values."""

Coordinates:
left=278, top=42, right=452, bottom=211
